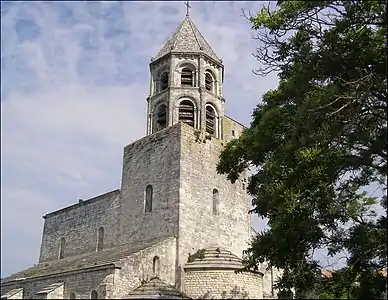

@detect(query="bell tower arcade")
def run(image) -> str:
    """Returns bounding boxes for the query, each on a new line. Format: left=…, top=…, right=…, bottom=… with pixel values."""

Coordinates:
left=146, top=16, right=226, bottom=139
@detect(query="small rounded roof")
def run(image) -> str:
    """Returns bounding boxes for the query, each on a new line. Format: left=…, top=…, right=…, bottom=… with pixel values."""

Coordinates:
left=123, top=277, right=188, bottom=299
left=184, top=247, right=244, bottom=270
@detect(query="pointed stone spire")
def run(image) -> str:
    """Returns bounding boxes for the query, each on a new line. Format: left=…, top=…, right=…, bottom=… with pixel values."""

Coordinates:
left=154, top=16, right=221, bottom=63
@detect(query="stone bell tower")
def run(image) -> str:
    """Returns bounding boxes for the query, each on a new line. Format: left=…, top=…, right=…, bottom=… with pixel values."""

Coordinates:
left=119, top=11, right=252, bottom=288
left=146, top=15, right=226, bottom=139
left=141, top=12, right=252, bottom=287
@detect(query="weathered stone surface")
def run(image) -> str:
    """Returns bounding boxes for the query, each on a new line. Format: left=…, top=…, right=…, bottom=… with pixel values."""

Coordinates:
left=119, top=125, right=181, bottom=247
left=39, top=190, right=121, bottom=262
left=123, top=277, right=188, bottom=299
left=112, top=237, right=177, bottom=298
left=178, top=123, right=251, bottom=268
left=2, top=237, right=170, bottom=283
left=1, top=268, right=113, bottom=299
left=183, top=247, right=263, bottom=299
left=222, top=115, right=246, bottom=141
left=1, top=238, right=177, bottom=299
left=154, top=16, right=221, bottom=63
left=184, top=270, right=263, bottom=299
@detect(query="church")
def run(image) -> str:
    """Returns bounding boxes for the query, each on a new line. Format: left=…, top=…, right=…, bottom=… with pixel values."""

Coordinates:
left=1, top=11, right=281, bottom=300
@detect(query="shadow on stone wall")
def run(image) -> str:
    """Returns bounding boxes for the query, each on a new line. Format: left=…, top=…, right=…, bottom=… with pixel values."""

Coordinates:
left=200, top=286, right=249, bottom=299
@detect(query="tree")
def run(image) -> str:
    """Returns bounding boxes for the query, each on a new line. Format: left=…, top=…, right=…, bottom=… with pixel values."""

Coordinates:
left=217, top=1, right=387, bottom=298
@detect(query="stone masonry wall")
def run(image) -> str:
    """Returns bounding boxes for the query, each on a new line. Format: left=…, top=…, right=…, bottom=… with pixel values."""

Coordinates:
left=222, top=115, right=245, bottom=142
left=178, top=123, right=252, bottom=275
left=118, top=125, right=181, bottom=245
left=39, top=191, right=121, bottom=262
left=184, top=270, right=263, bottom=299
left=1, top=267, right=114, bottom=299
left=113, top=237, right=177, bottom=298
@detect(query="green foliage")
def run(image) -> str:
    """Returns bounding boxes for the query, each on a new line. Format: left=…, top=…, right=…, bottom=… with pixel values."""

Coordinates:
left=218, top=1, right=387, bottom=298
left=194, top=130, right=212, bottom=143
left=322, top=269, right=354, bottom=299
left=194, top=130, right=201, bottom=142
left=19, top=268, right=42, bottom=278
left=188, top=248, right=206, bottom=263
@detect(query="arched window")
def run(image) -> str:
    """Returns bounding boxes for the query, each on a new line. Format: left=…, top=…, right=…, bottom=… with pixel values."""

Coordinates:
left=145, top=185, right=153, bottom=213
left=181, top=68, right=193, bottom=87
left=90, top=290, right=98, bottom=299
left=205, top=105, right=217, bottom=136
left=97, top=226, right=104, bottom=252
left=59, top=237, right=65, bottom=259
left=69, top=293, right=76, bottom=299
left=205, top=72, right=215, bottom=92
left=212, top=189, right=219, bottom=215
left=155, top=104, right=167, bottom=132
left=179, top=100, right=195, bottom=127
left=153, top=256, right=160, bottom=277
left=231, top=130, right=235, bottom=137
left=160, top=72, right=169, bottom=91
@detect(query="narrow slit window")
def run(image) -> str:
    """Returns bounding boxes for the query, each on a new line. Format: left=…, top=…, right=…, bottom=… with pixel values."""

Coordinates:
left=59, top=237, right=65, bottom=259
left=97, top=226, right=104, bottom=251
left=145, top=185, right=153, bottom=213
left=179, top=100, right=195, bottom=127
left=153, top=256, right=160, bottom=277
left=212, top=189, right=219, bottom=215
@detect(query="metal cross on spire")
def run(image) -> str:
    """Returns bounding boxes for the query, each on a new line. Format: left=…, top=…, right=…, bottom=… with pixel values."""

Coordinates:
left=184, top=1, right=191, bottom=16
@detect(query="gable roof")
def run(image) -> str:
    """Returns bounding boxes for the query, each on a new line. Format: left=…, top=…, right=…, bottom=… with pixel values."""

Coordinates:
left=1, top=288, right=23, bottom=299
left=1, top=237, right=173, bottom=283
left=154, top=16, right=221, bottom=63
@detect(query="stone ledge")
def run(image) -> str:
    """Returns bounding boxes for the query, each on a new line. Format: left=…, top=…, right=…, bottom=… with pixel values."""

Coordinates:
left=1, top=236, right=173, bottom=284
left=0, top=288, right=23, bottom=299
left=1, top=264, right=117, bottom=286
left=36, top=282, right=64, bottom=294
left=43, top=189, right=120, bottom=219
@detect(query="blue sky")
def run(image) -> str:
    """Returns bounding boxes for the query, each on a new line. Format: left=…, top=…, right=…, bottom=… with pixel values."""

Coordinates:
left=1, top=1, right=281, bottom=277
